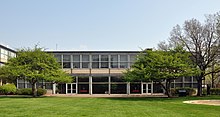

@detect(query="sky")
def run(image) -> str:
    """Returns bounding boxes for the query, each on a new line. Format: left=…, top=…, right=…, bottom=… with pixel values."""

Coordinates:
left=0, top=0, right=220, bottom=51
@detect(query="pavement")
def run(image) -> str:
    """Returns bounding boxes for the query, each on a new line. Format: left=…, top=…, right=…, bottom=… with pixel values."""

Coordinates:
left=45, top=93, right=167, bottom=98
left=183, top=100, right=220, bottom=106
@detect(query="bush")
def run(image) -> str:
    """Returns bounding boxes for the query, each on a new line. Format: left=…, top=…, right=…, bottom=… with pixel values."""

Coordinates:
left=16, top=88, right=47, bottom=96
left=37, top=88, right=47, bottom=96
left=16, top=88, right=32, bottom=95
left=0, top=84, right=16, bottom=95
left=202, top=88, right=207, bottom=95
left=210, top=88, right=220, bottom=95
left=171, top=87, right=196, bottom=96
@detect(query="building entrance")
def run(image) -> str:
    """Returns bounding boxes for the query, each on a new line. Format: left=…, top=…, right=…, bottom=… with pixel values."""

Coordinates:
left=142, top=83, right=153, bottom=94
left=66, top=83, right=77, bottom=94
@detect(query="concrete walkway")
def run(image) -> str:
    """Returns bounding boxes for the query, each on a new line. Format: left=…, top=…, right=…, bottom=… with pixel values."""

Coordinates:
left=183, top=100, right=220, bottom=106
left=45, top=93, right=167, bottom=98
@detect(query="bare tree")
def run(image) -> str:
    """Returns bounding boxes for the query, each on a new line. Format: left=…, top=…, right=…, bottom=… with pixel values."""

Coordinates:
left=159, top=12, right=220, bottom=96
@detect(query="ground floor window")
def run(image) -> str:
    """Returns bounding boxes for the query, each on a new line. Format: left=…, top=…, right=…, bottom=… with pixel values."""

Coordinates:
left=111, top=84, right=127, bottom=94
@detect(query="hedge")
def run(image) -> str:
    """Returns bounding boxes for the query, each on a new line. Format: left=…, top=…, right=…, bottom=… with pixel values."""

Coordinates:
left=0, top=84, right=17, bottom=95
left=16, top=88, right=47, bottom=96
left=171, top=87, right=196, bottom=96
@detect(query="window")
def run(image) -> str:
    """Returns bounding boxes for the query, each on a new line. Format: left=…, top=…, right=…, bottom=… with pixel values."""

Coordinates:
left=92, top=55, right=99, bottom=68
left=73, top=55, right=80, bottom=68
left=82, top=55, right=90, bottom=68
left=63, top=55, right=71, bottom=68
left=54, top=54, right=62, bottom=62
left=110, top=55, right=118, bottom=68
left=101, top=55, right=109, bottom=68
left=120, top=55, right=128, bottom=68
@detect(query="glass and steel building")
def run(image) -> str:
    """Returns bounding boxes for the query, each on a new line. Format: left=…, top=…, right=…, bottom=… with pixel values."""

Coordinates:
left=30, top=50, right=197, bottom=95
left=0, top=44, right=16, bottom=86
left=0, top=46, right=197, bottom=95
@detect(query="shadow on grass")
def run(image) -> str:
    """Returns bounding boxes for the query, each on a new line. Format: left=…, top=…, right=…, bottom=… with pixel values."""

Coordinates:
left=0, top=95, right=48, bottom=98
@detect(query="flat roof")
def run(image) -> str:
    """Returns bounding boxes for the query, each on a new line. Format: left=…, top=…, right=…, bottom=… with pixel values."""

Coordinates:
left=0, top=44, right=16, bottom=53
left=46, top=50, right=141, bottom=54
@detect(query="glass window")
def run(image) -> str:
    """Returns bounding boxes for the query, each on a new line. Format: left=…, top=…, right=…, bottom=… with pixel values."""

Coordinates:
left=54, top=54, right=62, bottom=61
left=111, top=55, right=118, bottom=62
left=82, top=62, right=89, bottom=68
left=73, top=62, right=80, bottom=68
left=120, top=62, right=128, bottom=68
left=101, top=55, right=108, bottom=61
left=120, top=55, right=128, bottom=62
left=92, top=62, right=99, bottom=68
left=63, top=55, right=71, bottom=61
left=130, top=55, right=137, bottom=62
left=92, top=77, right=109, bottom=82
left=92, top=55, right=99, bottom=68
left=101, top=62, right=108, bottom=68
left=63, top=62, right=71, bottom=68
left=73, top=55, right=80, bottom=61
left=82, top=55, right=89, bottom=61
left=92, top=55, right=99, bottom=61
left=111, top=62, right=118, bottom=68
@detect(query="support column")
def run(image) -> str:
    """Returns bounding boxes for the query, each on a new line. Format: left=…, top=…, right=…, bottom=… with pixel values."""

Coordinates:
left=141, top=82, right=143, bottom=94
left=127, top=82, right=130, bottom=95
left=151, top=81, right=153, bottom=95
left=76, top=76, right=78, bottom=94
left=89, top=76, right=92, bottom=95
left=108, top=76, right=111, bottom=95
left=52, top=83, right=56, bottom=94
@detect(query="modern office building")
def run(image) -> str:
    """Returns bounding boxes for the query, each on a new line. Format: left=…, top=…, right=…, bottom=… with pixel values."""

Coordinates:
left=0, top=44, right=16, bottom=86
left=23, top=50, right=196, bottom=95
left=0, top=43, right=198, bottom=95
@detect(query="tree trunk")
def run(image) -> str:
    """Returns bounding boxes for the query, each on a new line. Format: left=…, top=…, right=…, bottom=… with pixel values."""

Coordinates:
left=32, top=79, right=37, bottom=97
left=197, top=74, right=203, bottom=96
left=160, top=81, right=172, bottom=97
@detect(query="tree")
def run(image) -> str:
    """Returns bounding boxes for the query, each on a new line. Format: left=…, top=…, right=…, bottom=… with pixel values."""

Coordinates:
left=0, top=46, right=72, bottom=97
left=159, top=12, right=220, bottom=96
left=124, top=47, right=198, bottom=97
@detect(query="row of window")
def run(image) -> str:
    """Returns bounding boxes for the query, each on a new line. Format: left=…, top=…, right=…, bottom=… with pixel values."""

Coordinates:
left=62, top=61, right=133, bottom=68
left=0, top=48, right=16, bottom=62
left=54, top=54, right=137, bottom=69
left=54, top=54, right=137, bottom=62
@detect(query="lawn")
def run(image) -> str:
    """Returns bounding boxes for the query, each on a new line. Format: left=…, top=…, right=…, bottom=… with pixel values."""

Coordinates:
left=0, top=96, right=220, bottom=117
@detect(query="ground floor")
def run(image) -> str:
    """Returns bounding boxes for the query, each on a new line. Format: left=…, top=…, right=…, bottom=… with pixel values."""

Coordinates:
left=16, top=75, right=198, bottom=95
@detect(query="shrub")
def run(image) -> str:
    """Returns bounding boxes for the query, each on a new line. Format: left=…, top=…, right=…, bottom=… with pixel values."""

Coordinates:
left=0, top=84, right=16, bottom=95
left=16, top=88, right=32, bottom=95
left=210, top=88, right=220, bottom=95
left=171, top=87, right=196, bottom=96
left=16, top=88, right=47, bottom=96
left=37, top=88, right=47, bottom=96
left=202, top=88, right=207, bottom=95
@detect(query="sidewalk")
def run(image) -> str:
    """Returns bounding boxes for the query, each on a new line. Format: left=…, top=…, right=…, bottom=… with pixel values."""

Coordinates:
left=45, top=93, right=167, bottom=98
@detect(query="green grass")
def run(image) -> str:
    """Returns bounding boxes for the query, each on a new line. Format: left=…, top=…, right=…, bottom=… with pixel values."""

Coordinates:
left=0, top=96, right=220, bottom=117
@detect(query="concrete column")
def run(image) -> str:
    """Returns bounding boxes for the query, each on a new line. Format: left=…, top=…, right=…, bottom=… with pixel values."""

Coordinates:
left=52, top=83, right=56, bottom=94
left=108, top=76, right=111, bottom=95
left=141, top=82, right=143, bottom=94
left=151, top=81, right=153, bottom=95
left=24, top=79, right=27, bottom=88
left=127, top=82, right=130, bottom=95
left=76, top=76, right=78, bottom=94
left=89, top=76, right=92, bottom=95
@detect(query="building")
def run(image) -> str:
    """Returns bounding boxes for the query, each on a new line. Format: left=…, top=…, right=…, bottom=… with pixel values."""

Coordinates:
left=0, top=44, right=198, bottom=95
left=44, top=50, right=197, bottom=95
left=0, top=44, right=16, bottom=86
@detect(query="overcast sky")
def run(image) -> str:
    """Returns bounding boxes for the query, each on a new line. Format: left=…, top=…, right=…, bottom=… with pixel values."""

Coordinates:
left=1, top=0, right=220, bottom=50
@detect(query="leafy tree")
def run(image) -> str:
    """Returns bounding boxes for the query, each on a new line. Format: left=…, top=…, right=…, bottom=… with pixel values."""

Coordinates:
left=124, top=47, right=199, bottom=97
left=0, top=47, right=72, bottom=97
left=158, top=12, right=220, bottom=96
